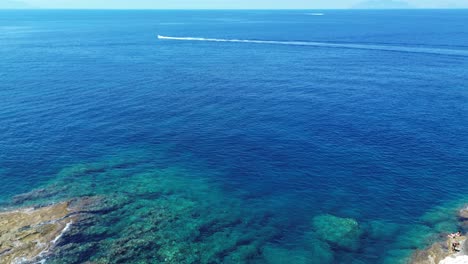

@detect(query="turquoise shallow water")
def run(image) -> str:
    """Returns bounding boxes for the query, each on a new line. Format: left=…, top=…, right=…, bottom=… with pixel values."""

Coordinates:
left=1, top=10, right=468, bottom=263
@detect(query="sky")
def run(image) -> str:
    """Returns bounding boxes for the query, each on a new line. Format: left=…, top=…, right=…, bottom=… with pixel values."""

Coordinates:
left=1, top=0, right=468, bottom=9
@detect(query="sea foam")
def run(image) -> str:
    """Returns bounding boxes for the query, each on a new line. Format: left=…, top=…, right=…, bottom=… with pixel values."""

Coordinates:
left=157, top=35, right=468, bottom=57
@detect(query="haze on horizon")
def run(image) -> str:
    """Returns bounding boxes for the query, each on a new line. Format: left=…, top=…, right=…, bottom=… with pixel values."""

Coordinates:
left=1, top=0, right=468, bottom=9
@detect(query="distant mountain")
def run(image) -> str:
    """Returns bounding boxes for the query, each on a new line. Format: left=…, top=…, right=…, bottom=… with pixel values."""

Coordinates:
left=353, top=0, right=413, bottom=9
left=0, top=0, right=32, bottom=9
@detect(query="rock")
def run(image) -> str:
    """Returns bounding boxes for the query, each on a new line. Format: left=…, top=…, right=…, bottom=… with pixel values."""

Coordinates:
left=409, top=228, right=467, bottom=264
left=461, top=221, right=468, bottom=232
left=458, top=206, right=468, bottom=221
left=311, top=214, right=362, bottom=251
left=308, top=238, right=334, bottom=264
left=457, top=205, right=468, bottom=232
left=262, top=245, right=321, bottom=264
left=410, top=243, right=448, bottom=264
left=0, top=201, right=81, bottom=264
left=365, top=220, right=400, bottom=240
left=421, top=206, right=456, bottom=226
left=68, top=195, right=126, bottom=214
left=434, top=221, right=459, bottom=234
left=11, top=186, right=65, bottom=205
left=394, top=225, right=434, bottom=250
left=441, top=237, right=467, bottom=263
left=448, top=236, right=466, bottom=254
left=383, top=249, right=413, bottom=264
left=408, top=200, right=468, bottom=264
left=440, top=255, right=468, bottom=264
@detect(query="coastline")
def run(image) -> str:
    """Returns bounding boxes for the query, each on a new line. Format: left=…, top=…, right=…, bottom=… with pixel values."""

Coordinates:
left=1, top=152, right=467, bottom=264
left=2, top=185, right=467, bottom=264
left=410, top=205, right=468, bottom=264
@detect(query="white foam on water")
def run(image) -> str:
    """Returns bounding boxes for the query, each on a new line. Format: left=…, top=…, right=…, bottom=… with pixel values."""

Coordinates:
left=52, top=221, right=73, bottom=244
left=157, top=35, right=468, bottom=57
left=30, top=221, right=74, bottom=264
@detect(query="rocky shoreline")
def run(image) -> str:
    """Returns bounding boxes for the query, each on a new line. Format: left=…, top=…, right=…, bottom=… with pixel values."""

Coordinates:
left=0, top=196, right=109, bottom=264
left=0, top=201, right=77, bottom=264
left=0, top=153, right=466, bottom=264
left=2, top=199, right=466, bottom=264
left=410, top=205, right=468, bottom=264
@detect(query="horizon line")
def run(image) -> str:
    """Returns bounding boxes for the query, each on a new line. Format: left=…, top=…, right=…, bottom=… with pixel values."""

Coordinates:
left=1, top=7, right=468, bottom=10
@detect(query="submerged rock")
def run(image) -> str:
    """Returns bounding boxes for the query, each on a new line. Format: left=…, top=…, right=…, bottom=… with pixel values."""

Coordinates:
left=19, top=159, right=285, bottom=264
left=394, top=225, right=435, bottom=250
left=306, top=237, right=334, bottom=264
left=261, top=244, right=329, bottom=264
left=458, top=206, right=468, bottom=220
left=311, top=214, right=362, bottom=251
left=0, top=202, right=78, bottom=264
left=11, top=186, right=65, bottom=205
left=365, top=220, right=400, bottom=240
left=458, top=205, right=468, bottom=231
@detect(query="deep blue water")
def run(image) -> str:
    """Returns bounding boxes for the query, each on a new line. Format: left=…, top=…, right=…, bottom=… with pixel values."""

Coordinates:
left=1, top=9, right=468, bottom=263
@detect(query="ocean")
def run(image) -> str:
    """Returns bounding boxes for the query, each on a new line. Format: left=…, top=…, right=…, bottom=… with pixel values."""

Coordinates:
left=1, top=9, right=468, bottom=263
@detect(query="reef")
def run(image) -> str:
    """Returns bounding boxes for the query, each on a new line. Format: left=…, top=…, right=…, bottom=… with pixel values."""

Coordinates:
left=2, top=150, right=464, bottom=264
left=459, top=205, right=468, bottom=231
left=0, top=154, right=290, bottom=264
left=311, top=214, right=362, bottom=251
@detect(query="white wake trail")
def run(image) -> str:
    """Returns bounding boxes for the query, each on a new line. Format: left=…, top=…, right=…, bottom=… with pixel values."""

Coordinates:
left=157, top=35, right=468, bottom=57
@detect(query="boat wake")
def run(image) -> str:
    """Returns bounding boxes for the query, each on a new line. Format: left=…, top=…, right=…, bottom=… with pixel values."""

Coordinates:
left=157, top=35, right=468, bottom=57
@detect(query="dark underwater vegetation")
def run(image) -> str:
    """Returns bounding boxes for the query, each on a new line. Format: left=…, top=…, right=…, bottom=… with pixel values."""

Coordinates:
left=1, top=9, right=468, bottom=264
